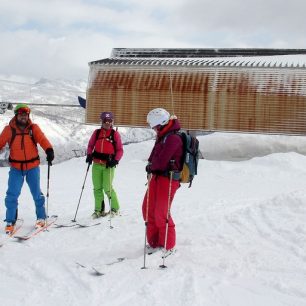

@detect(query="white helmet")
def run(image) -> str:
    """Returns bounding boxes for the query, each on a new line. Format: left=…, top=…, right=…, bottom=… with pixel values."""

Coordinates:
left=147, top=108, right=170, bottom=128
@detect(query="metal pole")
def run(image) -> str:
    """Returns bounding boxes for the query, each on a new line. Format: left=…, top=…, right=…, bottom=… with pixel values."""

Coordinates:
left=160, top=161, right=174, bottom=269
left=141, top=174, right=151, bottom=269
left=72, top=163, right=91, bottom=222
left=108, top=166, right=113, bottom=229
left=45, top=161, right=51, bottom=227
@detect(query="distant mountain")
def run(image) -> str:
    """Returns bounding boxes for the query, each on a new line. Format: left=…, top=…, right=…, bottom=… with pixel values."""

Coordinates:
left=0, top=78, right=87, bottom=105
left=0, top=77, right=155, bottom=166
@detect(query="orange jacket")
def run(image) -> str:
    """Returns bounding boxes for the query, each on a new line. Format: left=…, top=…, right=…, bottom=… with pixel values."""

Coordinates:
left=0, top=117, right=53, bottom=170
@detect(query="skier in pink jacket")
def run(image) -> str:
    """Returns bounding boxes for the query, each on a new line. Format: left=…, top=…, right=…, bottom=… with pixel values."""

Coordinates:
left=86, top=112, right=123, bottom=218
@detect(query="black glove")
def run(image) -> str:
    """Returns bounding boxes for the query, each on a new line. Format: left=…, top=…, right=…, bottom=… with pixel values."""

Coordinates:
left=106, top=159, right=118, bottom=168
left=46, top=148, right=54, bottom=165
left=86, top=154, right=93, bottom=165
left=145, top=164, right=152, bottom=174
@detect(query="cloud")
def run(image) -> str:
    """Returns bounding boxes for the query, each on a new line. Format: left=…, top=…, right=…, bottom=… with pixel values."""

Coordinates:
left=0, top=0, right=305, bottom=81
left=170, top=0, right=306, bottom=46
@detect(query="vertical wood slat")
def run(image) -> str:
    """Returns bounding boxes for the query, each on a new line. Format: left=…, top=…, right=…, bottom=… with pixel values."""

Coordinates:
left=86, top=65, right=306, bottom=135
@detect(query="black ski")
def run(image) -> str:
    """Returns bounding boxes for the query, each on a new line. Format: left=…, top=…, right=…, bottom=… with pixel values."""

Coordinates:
left=53, top=223, right=77, bottom=228
left=75, top=222, right=101, bottom=228
left=53, top=221, right=101, bottom=229
left=105, top=257, right=126, bottom=265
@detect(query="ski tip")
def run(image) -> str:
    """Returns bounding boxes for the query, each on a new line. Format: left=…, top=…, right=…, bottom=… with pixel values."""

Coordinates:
left=91, top=268, right=105, bottom=276
left=117, top=257, right=125, bottom=262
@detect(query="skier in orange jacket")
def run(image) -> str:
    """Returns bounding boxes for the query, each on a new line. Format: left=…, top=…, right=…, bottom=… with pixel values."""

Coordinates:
left=0, top=103, right=54, bottom=234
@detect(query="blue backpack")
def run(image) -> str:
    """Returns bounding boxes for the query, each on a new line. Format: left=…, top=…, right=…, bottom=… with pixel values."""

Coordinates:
left=178, top=131, right=200, bottom=187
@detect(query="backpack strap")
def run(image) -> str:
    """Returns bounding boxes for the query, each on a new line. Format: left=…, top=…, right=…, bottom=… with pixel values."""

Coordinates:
left=9, top=127, right=16, bottom=148
left=161, top=130, right=177, bottom=144
left=9, top=126, right=37, bottom=148
left=108, top=128, right=116, bottom=149
left=95, top=128, right=101, bottom=143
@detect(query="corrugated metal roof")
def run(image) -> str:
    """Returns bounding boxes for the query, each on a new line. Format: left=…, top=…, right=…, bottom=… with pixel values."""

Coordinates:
left=89, top=56, right=306, bottom=69
left=111, top=48, right=306, bottom=58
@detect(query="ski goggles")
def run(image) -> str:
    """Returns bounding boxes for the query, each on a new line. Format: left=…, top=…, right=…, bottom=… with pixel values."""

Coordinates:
left=15, top=107, right=30, bottom=115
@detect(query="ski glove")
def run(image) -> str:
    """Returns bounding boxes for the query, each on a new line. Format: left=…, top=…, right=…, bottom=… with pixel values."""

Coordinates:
left=106, top=159, right=118, bottom=168
left=46, top=148, right=54, bottom=165
left=86, top=154, right=93, bottom=165
left=145, top=164, right=152, bottom=174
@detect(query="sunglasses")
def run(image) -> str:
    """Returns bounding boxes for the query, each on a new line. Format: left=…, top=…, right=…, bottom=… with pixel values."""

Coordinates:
left=15, top=108, right=30, bottom=115
left=103, top=118, right=113, bottom=123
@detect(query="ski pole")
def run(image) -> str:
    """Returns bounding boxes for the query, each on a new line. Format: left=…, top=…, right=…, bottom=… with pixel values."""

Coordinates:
left=141, top=173, right=151, bottom=269
left=45, top=161, right=51, bottom=227
left=108, top=166, right=113, bottom=229
left=160, top=161, right=174, bottom=269
left=72, top=163, right=91, bottom=222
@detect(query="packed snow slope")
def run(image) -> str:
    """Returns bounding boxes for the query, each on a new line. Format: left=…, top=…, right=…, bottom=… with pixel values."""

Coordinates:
left=1, top=78, right=306, bottom=305
left=1, top=138, right=306, bottom=306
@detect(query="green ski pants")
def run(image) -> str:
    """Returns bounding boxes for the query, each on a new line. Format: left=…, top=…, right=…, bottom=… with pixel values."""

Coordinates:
left=92, top=163, right=120, bottom=212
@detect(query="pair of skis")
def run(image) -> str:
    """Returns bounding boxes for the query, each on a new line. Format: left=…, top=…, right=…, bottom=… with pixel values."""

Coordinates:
left=76, top=249, right=177, bottom=277
left=76, top=257, right=126, bottom=276
left=54, top=212, right=119, bottom=229
left=53, top=221, right=101, bottom=229
left=14, top=215, right=58, bottom=241
left=0, top=216, right=57, bottom=247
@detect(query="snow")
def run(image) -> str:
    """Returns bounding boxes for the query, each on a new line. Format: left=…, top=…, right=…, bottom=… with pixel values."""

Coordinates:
left=1, top=129, right=306, bottom=305
left=1, top=78, right=306, bottom=305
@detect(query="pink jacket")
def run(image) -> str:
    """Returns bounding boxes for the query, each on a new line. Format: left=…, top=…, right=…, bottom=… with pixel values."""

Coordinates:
left=87, top=128, right=123, bottom=164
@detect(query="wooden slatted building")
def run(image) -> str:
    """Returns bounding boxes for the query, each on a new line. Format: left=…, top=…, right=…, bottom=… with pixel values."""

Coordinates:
left=86, top=48, right=306, bottom=135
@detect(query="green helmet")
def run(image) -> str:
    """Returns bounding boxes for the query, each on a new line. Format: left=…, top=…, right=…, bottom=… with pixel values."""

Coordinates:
left=14, top=103, right=30, bottom=115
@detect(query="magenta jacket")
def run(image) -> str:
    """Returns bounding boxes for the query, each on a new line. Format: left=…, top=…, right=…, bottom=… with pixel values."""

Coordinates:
left=148, top=119, right=183, bottom=173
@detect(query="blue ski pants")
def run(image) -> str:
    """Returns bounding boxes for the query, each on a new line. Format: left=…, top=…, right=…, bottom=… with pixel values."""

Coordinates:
left=5, top=166, right=46, bottom=223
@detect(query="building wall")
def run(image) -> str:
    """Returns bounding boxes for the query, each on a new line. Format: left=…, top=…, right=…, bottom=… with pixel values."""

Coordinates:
left=86, top=65, right=306, bottom=135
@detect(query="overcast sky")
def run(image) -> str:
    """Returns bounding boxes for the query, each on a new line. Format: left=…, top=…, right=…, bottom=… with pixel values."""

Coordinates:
left=0, top=0, right=305, bottom=82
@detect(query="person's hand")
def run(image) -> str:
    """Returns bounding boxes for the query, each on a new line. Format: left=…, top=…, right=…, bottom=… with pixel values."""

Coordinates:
left=106, top=159, right=118, bottom=168
left=145, top=164, right=152, bottom=174
left=86, top=154, right=93, bottom=165
left=46, top=148, right=54, bottom=165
